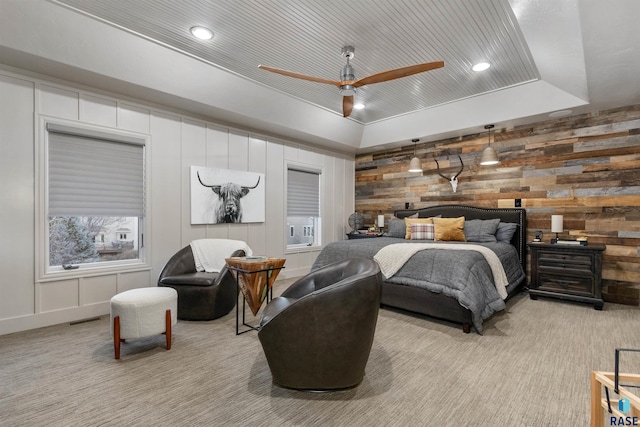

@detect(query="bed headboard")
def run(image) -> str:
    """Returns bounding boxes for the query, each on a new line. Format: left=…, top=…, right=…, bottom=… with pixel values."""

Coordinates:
left=394, top=205, right=527, bottom=275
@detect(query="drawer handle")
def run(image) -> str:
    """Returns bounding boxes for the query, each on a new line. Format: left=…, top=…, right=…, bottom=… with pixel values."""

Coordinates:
left=557, top=281, right=570, bottom=288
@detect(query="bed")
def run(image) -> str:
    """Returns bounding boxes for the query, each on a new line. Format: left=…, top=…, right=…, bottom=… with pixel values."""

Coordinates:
left=311, top=205, right=527, bottom=334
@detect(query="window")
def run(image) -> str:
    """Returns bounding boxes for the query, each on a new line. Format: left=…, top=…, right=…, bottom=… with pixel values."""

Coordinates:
left=286, top=167, right=321, bottom=248
left=38, top=119, right=148, bottom=279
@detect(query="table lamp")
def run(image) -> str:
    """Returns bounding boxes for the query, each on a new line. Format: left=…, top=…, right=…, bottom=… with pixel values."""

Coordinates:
left=551, top=215, right=563, bottom=244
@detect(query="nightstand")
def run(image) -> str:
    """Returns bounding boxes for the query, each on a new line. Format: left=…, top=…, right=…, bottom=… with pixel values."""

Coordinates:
left=528, top=243, right=606, bottom=310
left=346, top=232, right=383, bottom=239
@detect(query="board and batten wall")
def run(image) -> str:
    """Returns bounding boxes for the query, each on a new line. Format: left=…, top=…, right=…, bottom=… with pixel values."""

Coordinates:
left=356, top=105, right=640, bottom=305
left=0, top=66, right=354, bottom=335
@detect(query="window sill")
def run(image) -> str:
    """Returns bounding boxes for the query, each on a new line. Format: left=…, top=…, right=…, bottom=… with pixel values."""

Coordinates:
left=37, top=260, right=151, bottom=283
left=285, top=244, right=323, bottom=255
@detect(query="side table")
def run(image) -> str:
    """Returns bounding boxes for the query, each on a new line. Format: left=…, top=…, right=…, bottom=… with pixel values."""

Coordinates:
left=528, top=243, right=606, bottom=310
left=225, top=256, right=286, bottom=335
left=346, top=232, right=383, bottom=239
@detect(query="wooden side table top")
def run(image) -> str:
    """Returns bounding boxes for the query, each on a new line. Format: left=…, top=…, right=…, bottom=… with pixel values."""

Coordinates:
left=225, top=257, right=285, bottom=316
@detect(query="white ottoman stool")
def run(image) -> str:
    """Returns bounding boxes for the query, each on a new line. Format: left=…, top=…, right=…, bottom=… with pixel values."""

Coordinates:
left=110, top=287, right=178, bottom=360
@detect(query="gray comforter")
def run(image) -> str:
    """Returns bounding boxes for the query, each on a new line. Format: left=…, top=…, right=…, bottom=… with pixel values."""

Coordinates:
left=311, top=237, right=526, bottom=333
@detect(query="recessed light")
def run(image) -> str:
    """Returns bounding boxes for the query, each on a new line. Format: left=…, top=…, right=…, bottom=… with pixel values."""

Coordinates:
left=190, top=26, right=213, bottom=40
left=354, top=103, right=365, bottom=110
left=472, top=62, right=491, bottom=72
left=548, top=109, right=572, bottom=118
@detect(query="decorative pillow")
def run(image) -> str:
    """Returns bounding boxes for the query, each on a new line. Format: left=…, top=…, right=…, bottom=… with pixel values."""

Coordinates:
left=410, top=222, right=434, bottom=240
left=495, top=222, right=518, bottom=243
left=404, top=217, right=435, bottom=239
left=387, top=217, right=407, bottom=238
left=434, top=217, right=466, bottom=242
left=464, top=218, right=500, bottom=243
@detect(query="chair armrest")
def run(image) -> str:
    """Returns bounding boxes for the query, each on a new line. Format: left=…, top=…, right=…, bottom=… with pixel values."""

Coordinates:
left=158, top=246, right=196, bottom=281
left=281, top=262, right=344, bottom=299
left=158, top=247, right=246, bottom=284
left=259, top=269, right=382, bottom=337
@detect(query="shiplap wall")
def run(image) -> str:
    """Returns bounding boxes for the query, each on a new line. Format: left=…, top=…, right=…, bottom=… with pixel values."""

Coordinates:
left=0, top=67, right=354, bottom=335
left=356, top=105, right=640, bottom=305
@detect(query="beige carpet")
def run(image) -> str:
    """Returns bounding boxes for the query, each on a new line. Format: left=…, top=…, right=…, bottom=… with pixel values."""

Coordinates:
left=1, top=281, right=639, bottom=427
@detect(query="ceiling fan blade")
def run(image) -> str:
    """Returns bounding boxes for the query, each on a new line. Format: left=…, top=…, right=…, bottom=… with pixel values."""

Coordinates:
left=343, top=96, right=354, bottom=118
left=258, top=65, right=341, bottom=86
left=353, top=61, right=445, bottom=87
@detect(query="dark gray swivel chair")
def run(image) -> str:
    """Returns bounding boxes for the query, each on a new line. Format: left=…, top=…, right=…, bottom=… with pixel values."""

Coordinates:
left=258, top=257, right=382, bottom=391
left=158, top=245, right=245, bottom=320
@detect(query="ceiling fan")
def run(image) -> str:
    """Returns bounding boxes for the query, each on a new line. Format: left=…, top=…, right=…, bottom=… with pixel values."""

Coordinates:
left=258, top=46, right=444, bottom=118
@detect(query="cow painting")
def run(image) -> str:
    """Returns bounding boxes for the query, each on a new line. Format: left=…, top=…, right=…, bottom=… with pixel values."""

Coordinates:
left=190, top=166, right=265, bottom=225
left=197, top=172, right=260, bottom=223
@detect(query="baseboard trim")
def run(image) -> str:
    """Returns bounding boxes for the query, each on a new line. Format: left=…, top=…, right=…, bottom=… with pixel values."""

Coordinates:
left=0, top=302, right=110, bottom=336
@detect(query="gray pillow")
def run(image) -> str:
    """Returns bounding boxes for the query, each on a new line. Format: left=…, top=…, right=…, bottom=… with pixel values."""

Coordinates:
left=464, top=218, right=500, bottom=243
left=387, top=217, right=406, bottom=238
left=495, top=222, right=518, bottom=243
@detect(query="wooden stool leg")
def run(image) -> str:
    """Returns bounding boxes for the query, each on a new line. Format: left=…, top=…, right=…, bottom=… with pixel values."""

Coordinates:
left=165, top=309, right=172, bottom=351
left=113, top=316, right=121, bottom=360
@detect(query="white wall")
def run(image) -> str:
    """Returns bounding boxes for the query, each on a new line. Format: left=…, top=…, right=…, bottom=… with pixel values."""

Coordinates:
left=0, top=66, right=355, bottom=335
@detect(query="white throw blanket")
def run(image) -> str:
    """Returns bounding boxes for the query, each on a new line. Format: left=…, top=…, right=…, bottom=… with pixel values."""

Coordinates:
left=373, top=243, right=509, bottom=299
left=190, top=239, right=253, bottom=273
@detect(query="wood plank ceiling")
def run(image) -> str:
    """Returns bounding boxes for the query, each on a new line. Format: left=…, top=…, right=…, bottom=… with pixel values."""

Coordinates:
left=54, top=0, right=538, bottom=124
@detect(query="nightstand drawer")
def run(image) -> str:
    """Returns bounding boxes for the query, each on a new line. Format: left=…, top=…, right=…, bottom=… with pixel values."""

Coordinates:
left=538, top=251, right=593, bottom=271
left=538, top=272, right=593, bottom=297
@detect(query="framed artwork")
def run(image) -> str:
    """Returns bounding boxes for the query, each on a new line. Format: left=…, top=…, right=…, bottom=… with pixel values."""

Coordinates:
left=190, top=166, right=265, bottom=224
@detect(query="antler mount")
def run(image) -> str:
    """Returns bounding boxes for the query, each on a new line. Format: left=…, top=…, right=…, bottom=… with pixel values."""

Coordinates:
left=434, top=154, right=464, bottom=193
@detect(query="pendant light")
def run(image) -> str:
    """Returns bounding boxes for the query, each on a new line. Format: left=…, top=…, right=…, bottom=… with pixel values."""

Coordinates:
left=408, top=138, right=423, bottom=172
left=480, top=124, right=500, bottom=166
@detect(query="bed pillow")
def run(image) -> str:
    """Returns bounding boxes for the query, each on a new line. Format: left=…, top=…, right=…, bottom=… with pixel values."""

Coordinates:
left=404, top=217, right=435, bottom=239
left=387, top=217, right=407, bottom=238
left=410, top=222, right=434, bottom=240
left=495, top=222, right=518, bottom=243
left=464, top=218, right=500, bottom=243
left=434, top=217, right=466, bottom=242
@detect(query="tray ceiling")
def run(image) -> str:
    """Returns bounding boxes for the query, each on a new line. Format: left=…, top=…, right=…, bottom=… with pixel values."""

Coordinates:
left=1, top=0, right=638, bottom=152
left=55, top=0, right=538, bottom=124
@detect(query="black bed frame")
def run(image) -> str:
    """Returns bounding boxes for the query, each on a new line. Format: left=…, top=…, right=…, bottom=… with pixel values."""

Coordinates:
left=384, top=204, right=527, bottom=333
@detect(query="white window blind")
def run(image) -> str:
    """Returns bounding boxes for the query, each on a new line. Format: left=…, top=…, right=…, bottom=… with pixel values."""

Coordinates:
left=287, top=168, right=320, bottom=217
left=47, top=124, right=145, bottom=217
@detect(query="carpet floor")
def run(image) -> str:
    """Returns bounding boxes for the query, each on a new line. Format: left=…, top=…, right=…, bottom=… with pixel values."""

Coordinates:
left=1, top=282, right=639, bottom=426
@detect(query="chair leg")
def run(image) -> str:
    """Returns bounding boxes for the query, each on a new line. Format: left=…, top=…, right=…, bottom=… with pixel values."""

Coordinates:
left=113, top=316, right=121, bottom=360
left=165, top=309, right=172, bottom=350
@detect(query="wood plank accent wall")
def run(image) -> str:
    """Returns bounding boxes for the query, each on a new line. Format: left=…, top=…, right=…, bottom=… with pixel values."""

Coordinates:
left=355, top=105, right=640, bottom=306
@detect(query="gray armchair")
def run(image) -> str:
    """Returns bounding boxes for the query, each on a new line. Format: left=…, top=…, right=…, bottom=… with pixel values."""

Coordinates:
left=257, top=257, right=382, bottom=391
left=158, top=245, right=245, bottom=320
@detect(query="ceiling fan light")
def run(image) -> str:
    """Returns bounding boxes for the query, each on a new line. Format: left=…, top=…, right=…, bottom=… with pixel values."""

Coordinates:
left=339, top=85, right=356, bottom=96
left=480, top=146, right=499, bottom=165
left=408, top=156, right=423, bottom=172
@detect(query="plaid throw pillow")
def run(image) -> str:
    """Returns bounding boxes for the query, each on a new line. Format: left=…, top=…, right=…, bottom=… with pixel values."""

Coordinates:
left=410, top=222, right=434, bottom=240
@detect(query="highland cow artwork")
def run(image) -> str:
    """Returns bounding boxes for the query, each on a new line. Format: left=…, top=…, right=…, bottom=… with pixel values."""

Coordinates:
left=191, top=166, right=265, bottom=224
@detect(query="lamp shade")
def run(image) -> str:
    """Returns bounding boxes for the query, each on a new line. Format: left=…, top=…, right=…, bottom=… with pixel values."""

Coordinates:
left=377, top=214, right=385, bottom=228
left=480, top=146, right=499, bottom=165
left=408, top=156, right=422, bottom=172
left=551, top=215, right=564, bottom=233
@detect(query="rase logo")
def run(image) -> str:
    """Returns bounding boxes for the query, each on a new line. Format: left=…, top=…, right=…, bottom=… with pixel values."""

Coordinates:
left=609, top=398, right=639, bottom=426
